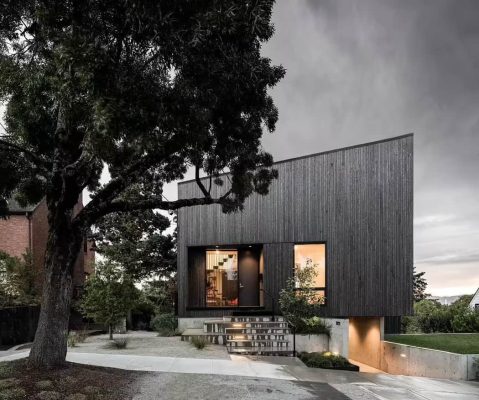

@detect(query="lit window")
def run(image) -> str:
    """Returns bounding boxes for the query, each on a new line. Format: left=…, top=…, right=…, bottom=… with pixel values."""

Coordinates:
left=206, top=250, right=238, bottom=307
left=294, top=243, right=326, bottom=297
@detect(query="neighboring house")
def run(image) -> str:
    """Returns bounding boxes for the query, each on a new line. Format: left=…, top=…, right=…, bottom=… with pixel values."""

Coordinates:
left=469, top=288, right=479, bottom=311
left=0, top=197, right=95, bottom=298
left=176, top=134, right=413, bottom=367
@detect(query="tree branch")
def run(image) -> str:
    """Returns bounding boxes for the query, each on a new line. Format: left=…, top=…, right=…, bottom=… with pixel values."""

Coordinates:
left=74, top=190, right=233, bottom=230
left=0, top=138, right=52, bottom=172
left=195, top=164, right=210, bottom=198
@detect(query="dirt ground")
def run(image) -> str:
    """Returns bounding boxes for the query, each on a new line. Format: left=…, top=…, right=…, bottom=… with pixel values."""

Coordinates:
left=0, top=359, right=143, bottom=400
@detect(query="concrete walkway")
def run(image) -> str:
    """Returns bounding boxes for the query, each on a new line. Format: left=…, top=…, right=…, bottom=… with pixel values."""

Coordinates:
left=2, top=350, right=479, bottom=399
left=1, top=350, right=296, bottom=380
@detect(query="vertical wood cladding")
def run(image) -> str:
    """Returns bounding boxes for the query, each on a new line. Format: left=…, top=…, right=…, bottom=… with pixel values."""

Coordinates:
left=177, top=135, right=413, bottom=318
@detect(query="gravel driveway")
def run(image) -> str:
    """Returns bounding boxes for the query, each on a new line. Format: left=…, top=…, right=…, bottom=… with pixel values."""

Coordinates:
left=68, top=330, right=230, bottom=359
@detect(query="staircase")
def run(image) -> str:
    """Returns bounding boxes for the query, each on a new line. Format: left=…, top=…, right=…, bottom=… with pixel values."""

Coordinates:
left=195, top=316, right=293, bottom=356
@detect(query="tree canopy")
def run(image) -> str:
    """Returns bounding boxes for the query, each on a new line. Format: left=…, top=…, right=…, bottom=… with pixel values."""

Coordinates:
left=0, top=0, right=284, bottom=222
left=0, top=0, right=284, bottom=367
left=92, top=207, right=176, bottom=281
left=413, top=266, right=428, bottom=302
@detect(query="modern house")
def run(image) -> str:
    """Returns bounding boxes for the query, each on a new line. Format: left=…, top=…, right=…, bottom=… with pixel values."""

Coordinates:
left=177, top=134, right=413, bottom=366
left=0, top=197, right=95, bottom=298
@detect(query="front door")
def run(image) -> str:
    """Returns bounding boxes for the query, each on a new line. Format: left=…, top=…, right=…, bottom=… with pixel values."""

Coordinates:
left=238, top=249, right=260, bottom=306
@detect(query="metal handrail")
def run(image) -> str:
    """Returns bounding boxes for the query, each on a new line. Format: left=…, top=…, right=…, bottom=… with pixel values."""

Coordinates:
left=260, top=287, right=298, bottom=357
left=259, top=287, right=276, bottom=322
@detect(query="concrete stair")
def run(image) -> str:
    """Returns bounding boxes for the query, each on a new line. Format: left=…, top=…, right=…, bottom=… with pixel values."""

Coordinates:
left=225, top=316, right=293, bottom=356
left=182, top=316, right=293, bottom=356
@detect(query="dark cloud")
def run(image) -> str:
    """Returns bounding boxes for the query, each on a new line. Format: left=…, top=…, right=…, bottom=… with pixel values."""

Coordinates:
left=260, top=0, right=479, bottom=295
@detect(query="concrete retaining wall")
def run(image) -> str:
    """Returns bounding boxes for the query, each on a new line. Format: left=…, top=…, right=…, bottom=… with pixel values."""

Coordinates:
left=288, top=334, right=329, bottom=353
left=381, top=341, right=479, bottom=380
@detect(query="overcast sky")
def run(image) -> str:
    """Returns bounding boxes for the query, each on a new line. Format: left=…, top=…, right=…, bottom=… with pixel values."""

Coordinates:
left=261, top=0, right=479, bottom=296
left=3, top=1, right=478, bottom=296
left=166, top=0, right=479, bottom=296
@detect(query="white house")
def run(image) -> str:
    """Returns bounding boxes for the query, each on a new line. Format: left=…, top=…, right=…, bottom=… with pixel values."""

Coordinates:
left=469, top=288, right=479, bottom=311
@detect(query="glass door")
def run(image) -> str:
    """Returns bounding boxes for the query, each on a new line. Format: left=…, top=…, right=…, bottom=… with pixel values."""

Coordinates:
left=206, top=250, right=238, bottom=307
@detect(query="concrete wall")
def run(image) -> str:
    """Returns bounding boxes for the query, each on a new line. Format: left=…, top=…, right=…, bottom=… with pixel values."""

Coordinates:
left=288, top=334, right=329, bottom=353
left=178, top=317, right=219, bottom=331
left=349, top=317, right=383, bottom=368
left=326, top=318, right=349, bottom=358
left=381, top=341, right=479, bottom=381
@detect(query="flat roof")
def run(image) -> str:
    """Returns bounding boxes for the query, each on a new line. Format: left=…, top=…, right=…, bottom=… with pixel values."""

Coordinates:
left=178, top=133, right=413, bottom=185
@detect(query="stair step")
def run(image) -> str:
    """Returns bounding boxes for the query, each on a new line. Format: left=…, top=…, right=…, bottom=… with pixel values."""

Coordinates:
left=229, top=316, right=284, bottom=323
left=225, top=328, right=290, bottom=334
left=227, top=346, right=294, bottom=356
left=227, top=339, right=290, bottom=348
left=226, top=334, right=286, bottom=340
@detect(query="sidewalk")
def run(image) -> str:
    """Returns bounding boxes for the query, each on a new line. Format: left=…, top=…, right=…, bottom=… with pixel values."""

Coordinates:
left=2, top=349, right=479, bottom=399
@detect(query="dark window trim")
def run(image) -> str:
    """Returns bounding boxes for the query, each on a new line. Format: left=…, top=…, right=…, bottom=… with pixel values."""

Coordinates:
left=186, top=306, right=265, bottom=311
left=194, top=244, right=263, bottom=309
left=293, top=242, right=328, bottom=305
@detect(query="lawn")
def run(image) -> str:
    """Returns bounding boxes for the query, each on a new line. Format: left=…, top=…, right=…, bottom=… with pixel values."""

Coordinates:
left=385, top=333, right=479, bottom=354
left=0, top=359, right=142, bottom=400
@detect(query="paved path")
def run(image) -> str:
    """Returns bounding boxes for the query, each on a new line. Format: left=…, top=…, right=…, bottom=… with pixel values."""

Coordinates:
left=2, top=350, right=479, bottom=399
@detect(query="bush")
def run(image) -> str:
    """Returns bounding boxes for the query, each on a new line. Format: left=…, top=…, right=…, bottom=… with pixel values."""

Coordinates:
left=150, top=313, right=177, bottom=334
left=105, top=338, right=129, bottom=349
left=191, top=336, right=208, bottom=350
left=452, top=309, right=479, bottom=333
left=279, top=260, right=325, bottom=332
left=294, top=316, right=331, bottom=336
left=299, top=352, right=358, bottom=370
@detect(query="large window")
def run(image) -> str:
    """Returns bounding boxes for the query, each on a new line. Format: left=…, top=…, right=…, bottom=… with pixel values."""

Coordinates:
left=294, top=243, right=326, bottom=298
left=206, top=250, right=238, bottom=307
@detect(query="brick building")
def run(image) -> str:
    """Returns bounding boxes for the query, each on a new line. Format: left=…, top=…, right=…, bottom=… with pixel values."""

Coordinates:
left=0, top=197, right=95, bottom=296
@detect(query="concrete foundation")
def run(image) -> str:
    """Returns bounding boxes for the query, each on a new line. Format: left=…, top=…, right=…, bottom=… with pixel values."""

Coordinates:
left=288, top=334, right=329, bottom=353
left=178, top=317, right=219, bottom=331
left=381, top=341, right=479, bottom=380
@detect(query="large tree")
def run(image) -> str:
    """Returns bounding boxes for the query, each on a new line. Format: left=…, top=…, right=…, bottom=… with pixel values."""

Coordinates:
left=0, top=1, right=284, bottom=367
left=92, top=203, right=176, bottom=281
left=413, top=266, right=428, bottom=302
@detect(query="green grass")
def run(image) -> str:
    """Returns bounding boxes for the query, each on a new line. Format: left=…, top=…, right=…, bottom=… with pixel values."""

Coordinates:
left=385, top=333, right=479, bottom=354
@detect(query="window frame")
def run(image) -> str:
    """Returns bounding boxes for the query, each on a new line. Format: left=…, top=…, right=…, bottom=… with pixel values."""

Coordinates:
left=293, top=242, right=327, bottom=304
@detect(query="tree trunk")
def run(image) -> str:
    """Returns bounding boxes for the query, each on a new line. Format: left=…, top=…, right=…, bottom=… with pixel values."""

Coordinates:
left=28, top=203, right=83, bottom=368
left=109, top=324, right=113, bottom=340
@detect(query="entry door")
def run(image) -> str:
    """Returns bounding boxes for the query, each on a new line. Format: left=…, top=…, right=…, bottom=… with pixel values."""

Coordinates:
left=238, top=249, right=260, bottom=306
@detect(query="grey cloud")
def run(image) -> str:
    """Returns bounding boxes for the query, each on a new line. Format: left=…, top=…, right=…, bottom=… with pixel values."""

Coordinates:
left=261, top=0, right=479, bottom=295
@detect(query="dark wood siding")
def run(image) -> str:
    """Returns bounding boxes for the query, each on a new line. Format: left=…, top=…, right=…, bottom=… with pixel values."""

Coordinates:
left=177, top=135, right=413, bottom=318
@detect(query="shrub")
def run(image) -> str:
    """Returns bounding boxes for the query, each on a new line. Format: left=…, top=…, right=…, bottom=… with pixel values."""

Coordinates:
left=299, top=351, right=357, bottom=370
left=157, top=328, right=182, bottom=337
left=295, top=316, right=331, bottom=336
left=279, top=259, right=325, bottom=332
left=191, top=336, right=208, bottom=350
left=105, top=338, right=129, bottom=349
left=150, top=313, right=177, bottom=334
left=451, top=309, right=479, bottom=333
